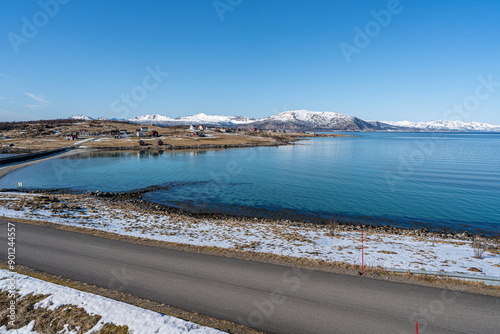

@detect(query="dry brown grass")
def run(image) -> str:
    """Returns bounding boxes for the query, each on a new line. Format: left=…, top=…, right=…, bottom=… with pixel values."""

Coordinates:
left=328, top=219, right=338, bottom=236
left=377, top=250, right=398, bottom=255
left=95, top=323, right=130, bottom=333
left=0, top=291, right=102, bottom=333
left=472, top=238, right=485, bottom=259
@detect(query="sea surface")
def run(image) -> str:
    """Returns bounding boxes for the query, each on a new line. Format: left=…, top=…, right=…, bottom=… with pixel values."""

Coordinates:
left=1, top=132, right=499, bottom=234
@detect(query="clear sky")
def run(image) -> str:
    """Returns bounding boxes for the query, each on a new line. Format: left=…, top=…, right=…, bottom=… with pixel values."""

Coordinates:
left=1, top=0, right=500, bottom=123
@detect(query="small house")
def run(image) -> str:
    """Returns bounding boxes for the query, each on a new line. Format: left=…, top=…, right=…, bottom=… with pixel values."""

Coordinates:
left=79, top=129, right=90, bottom=137
left=141, top=127, right=149, bottom=132
left=157, top=139, right=164, bottom=146
left=138, top=140, right=145, bottom=146
left=197, top=125, right=205, bottom=131
left=136, top=130, right=146, bottom=137
left=150, top=130, right=159, bottom=137
left=65, top=133, right=77, bottom=140
left=192, top=131, right=205, bottom=137
left=189, top=125, right=196, bottom=131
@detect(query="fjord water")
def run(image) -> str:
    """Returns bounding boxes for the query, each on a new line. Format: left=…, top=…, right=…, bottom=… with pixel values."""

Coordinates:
left=1, top=133, right=499, bottom=234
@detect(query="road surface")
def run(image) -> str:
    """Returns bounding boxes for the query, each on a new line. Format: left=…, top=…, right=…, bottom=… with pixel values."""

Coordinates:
left=1, top=221, right=498, bottom=333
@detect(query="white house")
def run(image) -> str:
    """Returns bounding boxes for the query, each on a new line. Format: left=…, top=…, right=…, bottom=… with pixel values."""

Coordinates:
left=79, top=129, right=90, bottom=137
left=119, top=129, right=129, bottom=138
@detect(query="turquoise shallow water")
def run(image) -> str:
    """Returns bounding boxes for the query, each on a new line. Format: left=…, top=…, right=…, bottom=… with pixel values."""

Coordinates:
left=1, top=132, right=499, bottom=234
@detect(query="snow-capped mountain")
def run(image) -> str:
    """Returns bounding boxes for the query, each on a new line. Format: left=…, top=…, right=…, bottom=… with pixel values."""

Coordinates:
left=382, top=120, right=500, bottom=132
left=267, top=109, right=355, bottom=125
left=246, top=109, right=394, bottom=131
left=129, top=113, right=257, bottom=126
left=128, top=114, right=175, bottom=123
left=128, top=110, right=387, bottom=131
left=70, top=114, right=94, bottom=121
left=70, top=115, right=108, bottom=121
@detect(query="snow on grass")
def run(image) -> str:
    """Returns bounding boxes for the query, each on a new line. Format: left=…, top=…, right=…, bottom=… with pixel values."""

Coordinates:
left=0, top=269, right=223, bottom=334
left=73, top=138, right=94, bottom=145
left=0, top=193, right=499, bottom=278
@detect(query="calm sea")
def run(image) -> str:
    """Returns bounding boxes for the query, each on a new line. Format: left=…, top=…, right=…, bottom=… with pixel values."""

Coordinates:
left=1, top=132, right=499, bottom=234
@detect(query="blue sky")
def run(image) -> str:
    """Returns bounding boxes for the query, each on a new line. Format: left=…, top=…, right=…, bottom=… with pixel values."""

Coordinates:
left=1, top=0, right=500, bottom=123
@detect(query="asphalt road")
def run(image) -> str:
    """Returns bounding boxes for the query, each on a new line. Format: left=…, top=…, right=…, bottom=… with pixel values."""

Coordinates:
left=1, top=221, right=499, bottom=334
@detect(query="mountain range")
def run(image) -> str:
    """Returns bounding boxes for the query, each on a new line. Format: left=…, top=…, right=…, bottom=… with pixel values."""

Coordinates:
left=70, top=110, right=500, bottom=132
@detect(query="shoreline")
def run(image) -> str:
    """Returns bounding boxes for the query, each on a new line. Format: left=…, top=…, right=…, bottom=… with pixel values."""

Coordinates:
left=1, top=186, right=497, bottom=241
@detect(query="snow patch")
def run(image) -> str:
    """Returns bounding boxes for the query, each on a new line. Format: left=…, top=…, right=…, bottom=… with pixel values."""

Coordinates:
left=0, top=269, right=223, bottom=334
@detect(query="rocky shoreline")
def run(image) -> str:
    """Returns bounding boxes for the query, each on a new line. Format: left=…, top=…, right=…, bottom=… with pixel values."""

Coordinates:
left=1, top=186, right=496, bottom=242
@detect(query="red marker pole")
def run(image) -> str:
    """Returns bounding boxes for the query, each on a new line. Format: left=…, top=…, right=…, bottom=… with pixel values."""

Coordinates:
left=361, top=230, right=364, bottom=275
left=416, top=321, right=418, bottom=334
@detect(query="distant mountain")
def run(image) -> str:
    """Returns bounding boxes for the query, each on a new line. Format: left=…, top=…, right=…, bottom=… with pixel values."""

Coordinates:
left=70, top=115, right=123, bottom=121
left=70, top=114, right=94, bottom=121
left=382, top=120, right=500, bottom=132
left=129, top=113, right=257, bottom=126
left=242, top=109, right=398, bottom=131
left=129, top=110, right=398, bottom=131
left=69, top=111, right=500, bottom=132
